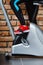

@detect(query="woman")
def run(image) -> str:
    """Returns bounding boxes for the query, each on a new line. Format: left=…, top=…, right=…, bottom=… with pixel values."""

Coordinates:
left=10, top=0, right=39, bottom=45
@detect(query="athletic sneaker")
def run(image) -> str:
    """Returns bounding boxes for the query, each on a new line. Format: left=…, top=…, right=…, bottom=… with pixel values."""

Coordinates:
left=14, top=25, right=30, bottom=34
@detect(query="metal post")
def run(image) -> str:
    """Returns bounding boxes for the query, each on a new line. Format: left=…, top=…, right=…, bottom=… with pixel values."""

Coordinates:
left=0, top=0, right=15, bottom=40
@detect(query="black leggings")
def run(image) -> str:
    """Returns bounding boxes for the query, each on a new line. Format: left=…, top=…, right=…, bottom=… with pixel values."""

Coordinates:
left=10, top=0, right=39, bottom=45
left=10, top=0, right=39, bottom=25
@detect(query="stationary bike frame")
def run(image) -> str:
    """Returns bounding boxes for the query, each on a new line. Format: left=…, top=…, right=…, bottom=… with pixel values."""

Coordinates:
left=0, top=0, right=43, bottom=57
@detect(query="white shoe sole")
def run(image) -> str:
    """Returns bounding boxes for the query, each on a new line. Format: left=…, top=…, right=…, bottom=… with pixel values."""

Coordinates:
left=14, top=30, right=30, bottom=34
left=33, top=2, right=41, bottom=5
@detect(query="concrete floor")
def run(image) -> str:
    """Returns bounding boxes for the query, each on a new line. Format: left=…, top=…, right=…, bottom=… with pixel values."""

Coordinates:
left=0, top=55, right=43, bottom=65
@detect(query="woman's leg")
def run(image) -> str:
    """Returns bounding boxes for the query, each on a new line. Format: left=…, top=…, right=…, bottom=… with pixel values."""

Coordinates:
left=10, top=0, right=29, bottom=45
left=10, top=0, right=25, bottom=25
left=25, top=1, right=39, bottom=24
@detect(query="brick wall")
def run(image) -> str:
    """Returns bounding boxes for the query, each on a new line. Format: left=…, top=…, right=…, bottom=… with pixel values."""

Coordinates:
left=0, top=0, right=43, bottom=53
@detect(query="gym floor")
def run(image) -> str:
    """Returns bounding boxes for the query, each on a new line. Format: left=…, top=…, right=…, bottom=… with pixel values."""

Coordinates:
left=0, top=55, right=43, bottom=65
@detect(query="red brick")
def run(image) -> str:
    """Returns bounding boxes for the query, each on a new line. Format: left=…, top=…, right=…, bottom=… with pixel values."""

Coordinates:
left=39, top=26, right=43, bottom=30
left=24, top=15, right=29, bottom=20
left=0, top=36, right=13, bottom=42
left=0, top=21, right=6, bottom=26
left=0, top=31, right=10, bottom=36
left=5, top=0, right=10, bottom=4
left=4, top=5, right=11, bottom=10
left=0, top=42, right=7, bottom=47
left=17, top=21, right=21, bottom=26
left=8, top=42, right=13, bottom=47
left=0, top=48, right=11, bottom=52
left=22, top=10, right=26, bottom=15
left=12, top=15, right=18, bottom=20
left=20, top=3, right=26, bottom=9
left=13, top=26, right=19, bottom=31
left=37, top=15, right=43, bottom=21
left=7, top=10, right=14, bottom=15
left=0, top=15, right=11, bottom=20
left=10, top=20, right=17, bottom=26
left=39, top=6, right=43, bottom=10
left=0, top=26, right=9, bottom=31
left=38, top=10, right=43, bottom=15
left=37, top=21, right=43, bottom=26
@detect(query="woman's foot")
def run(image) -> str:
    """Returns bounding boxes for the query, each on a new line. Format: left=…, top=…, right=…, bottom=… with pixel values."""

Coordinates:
left=14, top=25, right=30, bottom=34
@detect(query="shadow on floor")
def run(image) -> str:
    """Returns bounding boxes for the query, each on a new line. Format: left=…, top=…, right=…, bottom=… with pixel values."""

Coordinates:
left=0, top=55, right=43, bottom=65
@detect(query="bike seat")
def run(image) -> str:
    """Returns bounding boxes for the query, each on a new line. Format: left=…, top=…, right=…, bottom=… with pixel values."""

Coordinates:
left=33, top=0, right=43, bottom=5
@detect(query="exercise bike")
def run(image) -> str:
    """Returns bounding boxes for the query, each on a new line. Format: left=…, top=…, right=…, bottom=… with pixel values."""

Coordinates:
left=0, top=0, right=43, bottom=58
left=11, top=1, right=43, bottom=56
